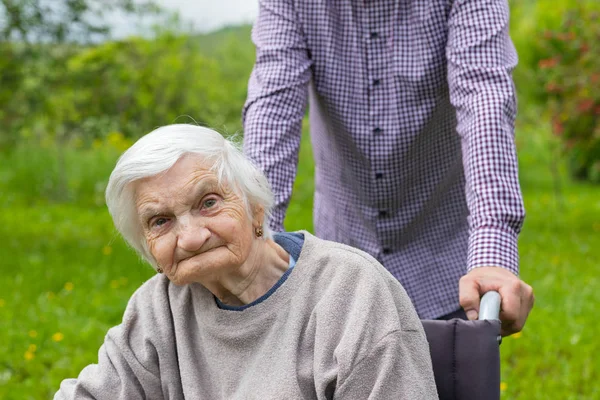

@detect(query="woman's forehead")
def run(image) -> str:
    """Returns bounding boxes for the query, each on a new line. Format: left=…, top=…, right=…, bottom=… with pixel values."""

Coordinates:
left=134, top=156, right=220, bottom=206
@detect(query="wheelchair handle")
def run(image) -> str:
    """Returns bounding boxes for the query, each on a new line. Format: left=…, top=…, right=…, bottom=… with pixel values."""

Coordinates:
left=478, top=291, right=501, bottom=321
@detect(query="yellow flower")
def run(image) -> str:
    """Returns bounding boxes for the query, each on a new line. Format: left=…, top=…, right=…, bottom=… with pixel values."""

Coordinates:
left=118, top=277, right=128, bottom=286
left=106, top=131, right=133, bottom=152
left=500, top=382, right=507, bottom=391
left=0, top=299, right=5, bottom=307
left=107, top=131, right=124, bottom=145
left=52, top=332, right=64, bottom=342
left=24, top=351, right=35, bottom=361
left=28, top=330, right=38, bottom=338
left=28, top=344, right=37, bottom=352
left=110, top=280, right=120, bottom=289
left=47, top=292, right=56, bottom=300
left=64, top=282, right=74, bottom=291
left=512, top=332, right=522, bottom=339
left=102, top=246, right=113, bottom=256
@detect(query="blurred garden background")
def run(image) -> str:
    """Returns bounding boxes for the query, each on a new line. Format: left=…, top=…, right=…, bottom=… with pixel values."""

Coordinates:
left=0, top=0, right=599, bottom=398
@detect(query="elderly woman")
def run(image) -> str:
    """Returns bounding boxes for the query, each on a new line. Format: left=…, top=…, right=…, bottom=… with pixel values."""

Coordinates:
left=55, top=124, right=438, bottom=399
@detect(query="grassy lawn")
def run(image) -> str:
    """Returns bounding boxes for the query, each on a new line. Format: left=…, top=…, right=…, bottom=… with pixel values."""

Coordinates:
left=0, top=119, right=598, bottom=399
left=499, top=120, right=600, bottom=399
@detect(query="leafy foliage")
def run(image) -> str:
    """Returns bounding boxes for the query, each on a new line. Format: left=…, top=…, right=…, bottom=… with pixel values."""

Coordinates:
left=0, top=28, right=254, bottom=143
left=534, top=4, right=600, bottom=182
left=0, top=26, right=255, bottom=204
left=510, top=0, right=600, bottom=183
left=0, top=0, right=159, bottom=43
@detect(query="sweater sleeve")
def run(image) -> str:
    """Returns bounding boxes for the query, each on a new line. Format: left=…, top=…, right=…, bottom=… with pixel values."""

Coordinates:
left=54, top=281, right=169, bottom=400
left=333, top=330, right=439, bottom=400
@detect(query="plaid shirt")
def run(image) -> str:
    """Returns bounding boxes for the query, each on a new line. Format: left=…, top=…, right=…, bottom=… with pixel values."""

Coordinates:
left=242, top=0, right=525, bottom=319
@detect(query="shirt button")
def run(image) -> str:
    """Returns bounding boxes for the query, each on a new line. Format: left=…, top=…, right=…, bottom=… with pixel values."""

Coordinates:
left=375, top=172, right=383, bottom=179
left=378, top=210, right=388, bottom=217
left=370, top=32, right=379, bottom=39
left=383, top=248, right=391, bottom=255
left=373, top=79, right=380, bottom=86
left=373, top=127, right=382, bottom=135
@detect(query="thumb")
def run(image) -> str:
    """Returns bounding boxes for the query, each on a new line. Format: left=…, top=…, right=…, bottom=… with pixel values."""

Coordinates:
left=459, top=276, right=481, bottom=320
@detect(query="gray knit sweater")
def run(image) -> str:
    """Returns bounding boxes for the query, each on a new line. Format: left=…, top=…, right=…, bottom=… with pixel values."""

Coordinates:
left=55, top=232, right=438, bottom=399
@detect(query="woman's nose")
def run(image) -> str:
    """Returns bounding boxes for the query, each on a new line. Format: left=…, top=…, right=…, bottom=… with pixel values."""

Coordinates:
left=176, top=218, right=210, bottom=253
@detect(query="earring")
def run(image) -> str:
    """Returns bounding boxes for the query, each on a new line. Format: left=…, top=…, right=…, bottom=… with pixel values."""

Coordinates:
left=156, top=267, right=163, bottom=274
left=255, top=226, right=263, bottom=238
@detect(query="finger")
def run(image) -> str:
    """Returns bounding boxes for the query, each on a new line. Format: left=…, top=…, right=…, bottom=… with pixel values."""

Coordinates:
left=501, top=318, right=525, bottom=337
left=501, top=324, right=517, bottom=337
left=498, top=280, right=522, bottom=326
left=501, top=282, right=535, bottom=336
left=459, top=275, right=481, bottom=320
left=516, top=283, right=535, bottom=330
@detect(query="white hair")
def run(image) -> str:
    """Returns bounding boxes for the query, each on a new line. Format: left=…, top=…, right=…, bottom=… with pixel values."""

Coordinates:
left=105, top=124, right=274, bottom=269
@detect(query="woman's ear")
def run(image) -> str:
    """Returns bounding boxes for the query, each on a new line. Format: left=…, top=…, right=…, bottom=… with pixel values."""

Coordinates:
left=252, top=204, right=265, bottom=228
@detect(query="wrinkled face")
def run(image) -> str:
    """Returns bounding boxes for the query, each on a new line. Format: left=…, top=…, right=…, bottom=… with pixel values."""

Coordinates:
left=134, top=154, right=260, bottom=285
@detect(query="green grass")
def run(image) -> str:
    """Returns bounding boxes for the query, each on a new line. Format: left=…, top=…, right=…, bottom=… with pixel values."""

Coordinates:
left=0, top=206, right=153, bottom=399
left=0, top=118, right=599, bottom=399
left=499, top=117, right=600, bottom=399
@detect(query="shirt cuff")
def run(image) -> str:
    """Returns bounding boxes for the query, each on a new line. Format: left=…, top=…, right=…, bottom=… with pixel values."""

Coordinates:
left=467, top=226, right=520, bottom=275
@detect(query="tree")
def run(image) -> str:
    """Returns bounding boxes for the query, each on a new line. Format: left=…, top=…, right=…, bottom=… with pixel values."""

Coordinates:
left=0, top=0, right=160, bottom=44
left=0, top=0, right=163, bottom=148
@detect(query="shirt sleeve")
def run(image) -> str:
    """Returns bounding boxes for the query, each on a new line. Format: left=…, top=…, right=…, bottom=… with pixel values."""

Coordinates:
left=334, top=330, right=439, bottom=400
left=242, top=0, right=312, bottom=232
left=446, top=0, right=525, bottom=274
left=54, top=286, right=166, bottom=400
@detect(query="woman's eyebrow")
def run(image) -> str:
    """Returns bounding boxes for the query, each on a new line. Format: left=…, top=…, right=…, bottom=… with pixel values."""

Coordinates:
left=191, top=180, right=219, bottom=199
left=138, top=205, right=162, bottom=222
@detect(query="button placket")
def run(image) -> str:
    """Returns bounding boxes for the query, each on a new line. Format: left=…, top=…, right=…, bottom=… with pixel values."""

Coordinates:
left=363, top=3, right=394, bottom=253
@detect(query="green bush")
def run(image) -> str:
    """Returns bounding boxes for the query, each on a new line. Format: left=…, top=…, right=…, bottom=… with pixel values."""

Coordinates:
left=0, top=28, right=256, bottom=206
left=509, top=0, right=573, bottom=107
left=0, top=27, right=255, bottom=151
left=534, top=4, right=600, bottom=182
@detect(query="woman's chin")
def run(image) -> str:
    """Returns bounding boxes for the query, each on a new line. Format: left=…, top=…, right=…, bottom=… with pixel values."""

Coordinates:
left=167, top=268, right=197, bottom=286
left=167, top=275, right=189, bottom=286
left=167, top=262, right=207, bottom=286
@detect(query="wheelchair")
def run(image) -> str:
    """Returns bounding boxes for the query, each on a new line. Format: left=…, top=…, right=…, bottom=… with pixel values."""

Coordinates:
left=422, top=292, right=502, bottom=400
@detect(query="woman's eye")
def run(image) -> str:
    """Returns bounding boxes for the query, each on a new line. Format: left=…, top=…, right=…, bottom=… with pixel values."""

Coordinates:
left=152, top=217, right=168, bottom=228
left=203, top=199, right=217, bottom=209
